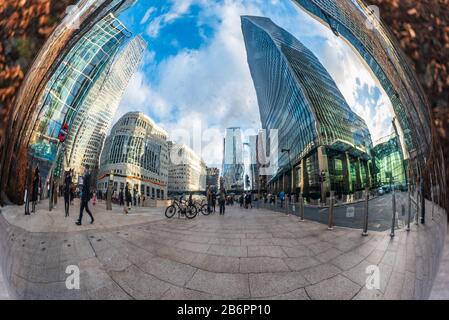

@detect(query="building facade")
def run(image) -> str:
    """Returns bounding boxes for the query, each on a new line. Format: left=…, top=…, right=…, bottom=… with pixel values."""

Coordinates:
left=28, top=12, right=131, bottom=181
left=98, top=112, right=169, bottom=201
left=242, top=16, right=373, bottom=198
left=67, top=35, right=147, bottom=179
left=206, top=167, right=220, bottom=191
left=222, top=127, right=245, bottom=191
left=168, top=142, right=207, bottom=194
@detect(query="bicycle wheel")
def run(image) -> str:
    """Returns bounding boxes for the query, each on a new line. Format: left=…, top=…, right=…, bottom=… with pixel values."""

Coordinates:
left=201, top=204, right=210, bottom=215
left=185, top=205, right=197, bottom=219
left=165, top=205, right=176, bottom=218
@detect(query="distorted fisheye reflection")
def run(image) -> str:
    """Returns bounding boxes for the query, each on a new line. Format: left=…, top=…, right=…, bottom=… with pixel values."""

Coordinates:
left=0, top=0, right=447, bottom=300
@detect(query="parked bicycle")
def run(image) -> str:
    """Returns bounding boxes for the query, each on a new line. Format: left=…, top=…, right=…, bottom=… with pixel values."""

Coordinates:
left=194, top=199, right=211, bottom=216
left=165, top=197, right=197, bottom=219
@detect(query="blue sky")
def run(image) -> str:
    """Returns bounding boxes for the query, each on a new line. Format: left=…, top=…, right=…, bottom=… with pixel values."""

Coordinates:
left=114, top=0, right=396, bottom=167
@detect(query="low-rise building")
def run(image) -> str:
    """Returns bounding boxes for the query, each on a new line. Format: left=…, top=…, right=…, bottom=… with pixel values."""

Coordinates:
left=98, top=112, right=168, bottom=203
left=168, top=142, right=206, bottom=195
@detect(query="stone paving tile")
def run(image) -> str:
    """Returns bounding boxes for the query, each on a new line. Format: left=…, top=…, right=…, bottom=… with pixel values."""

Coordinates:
left=263, top=288, right=310, bottom=300
left=249, top=272, right=309, bottom=298
left=366, top=249, right=386, bottom=265
left=110, top=265, right=172, bottom=299
left=247, top=245, right=287, bottom=258
left=281, top=245, right=313, bottom=258
left=190, top=254, right=240, bottom=273
left=241, top=238, right=274, bottom=246
left=161, top=286, right=223, bottom=300
left=186, top=270, right=250, bottom=298
left=331, top=252, right=366, bottom=271
left=307, top=241, right=334, bottom=255
left=240, top=257, right=290, bottom=273
left=156, top=246, right=199, bottom=265
left=300, top=263, right=342, bottom=284
left=208, top=238, right=241, bottom=246
left=140, top=256, right=197, bottom=287
left=305, top=275, right=361, bottom=300
left=283, top=256, right=321, bottom=272
left=384, top=271, right=405, bottom=300
left=175, top=241, right=211, bottom=253
left=316, top=248, right=344, bottom=263
left=342, top=260, right=373, bottom=287
left=208, top=245, right=247, bottom=257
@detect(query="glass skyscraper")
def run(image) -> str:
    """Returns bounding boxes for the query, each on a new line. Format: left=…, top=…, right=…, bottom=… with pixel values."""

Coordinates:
left=241, top=15, right=372, bottom=197
left=222, top=127, right=245, bottom=191
left=28, top=13, right=131, bottom=180
left=66, top=35, right=147, bottom=179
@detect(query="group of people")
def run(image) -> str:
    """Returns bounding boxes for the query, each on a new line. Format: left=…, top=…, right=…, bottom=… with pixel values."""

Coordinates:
left=117, top=183, right=145, bottom=213
left=206, top=185, right=227, bottom=215
left=239, top=193, right=253, bottom=209
left=205, top=186, right=258, bottom=215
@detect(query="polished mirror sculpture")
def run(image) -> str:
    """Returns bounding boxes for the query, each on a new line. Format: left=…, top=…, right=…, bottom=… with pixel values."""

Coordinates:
left=0, top=0, right=446, bottom=300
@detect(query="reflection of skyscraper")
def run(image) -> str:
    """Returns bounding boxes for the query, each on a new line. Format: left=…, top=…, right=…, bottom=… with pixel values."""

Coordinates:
left=67, top=35, right=147, bottom=178
left=291, top=0, right=429, bottom=161
left=242, top=16, right=372, bottom=197
left=372, top=134, right=406, bottom=187
left=29, top=13, right=131, bottom=179
left=222, top=127, right=244, bottom=191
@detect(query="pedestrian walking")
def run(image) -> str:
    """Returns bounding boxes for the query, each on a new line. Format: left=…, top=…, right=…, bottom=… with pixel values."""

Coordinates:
left=119, top=189, right=124, bottom=206
left=125, top=183, right=131, bottom=210
left=278, top=190, right=285, bottom=208
left=212, top=192, right=216, bottom=212
left=219, top=187, right=226, bottom=215
left=63, top=170, right=72, bottom=217
left=76, top=165, right=94, bottom=226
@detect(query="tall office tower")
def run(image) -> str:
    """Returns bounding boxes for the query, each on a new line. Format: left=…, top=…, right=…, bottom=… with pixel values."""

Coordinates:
left=241, top=16, right=372, bottom=197
left=167, top=142, right=207, bottom=194
left=67, top=35, right=147, bottom=179
left=247, top=134, right=261, bottom=192
left=98, top=112, right=169, bottom=201
left=291, top=0, right=426, bottom=166
left=222, top=127, right=245, bottom=191
left=29, top=12, right=131, bottom=180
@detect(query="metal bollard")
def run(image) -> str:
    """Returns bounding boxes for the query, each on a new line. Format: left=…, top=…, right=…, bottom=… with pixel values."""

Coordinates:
left=390, top=188, right=396, bottom=237
left=362, top=187, right=369, bottom=236
left=327, top=191, right=334, bottom=230
left=300, top=195, right=305, bottom=222
left=406, top=192, right=411, bottom=231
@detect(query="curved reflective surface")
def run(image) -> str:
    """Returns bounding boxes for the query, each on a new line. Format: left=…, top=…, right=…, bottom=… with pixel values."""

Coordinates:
left=0, top=0, right=446, bottom=300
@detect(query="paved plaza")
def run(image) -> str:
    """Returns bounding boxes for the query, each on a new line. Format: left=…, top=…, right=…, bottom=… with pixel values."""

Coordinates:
left=0, top=198, right=446, bottom=299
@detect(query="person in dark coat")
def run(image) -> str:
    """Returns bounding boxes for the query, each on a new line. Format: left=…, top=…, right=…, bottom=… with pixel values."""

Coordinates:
left=63, top=170, right=72, bottom=217
left=119, top=189, right=124, bottom=206
left=31, top=166, right=40, bottom=213
left=125, top=182, right=131, bottom=209
left=76, top=165, right=94, bottom=225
